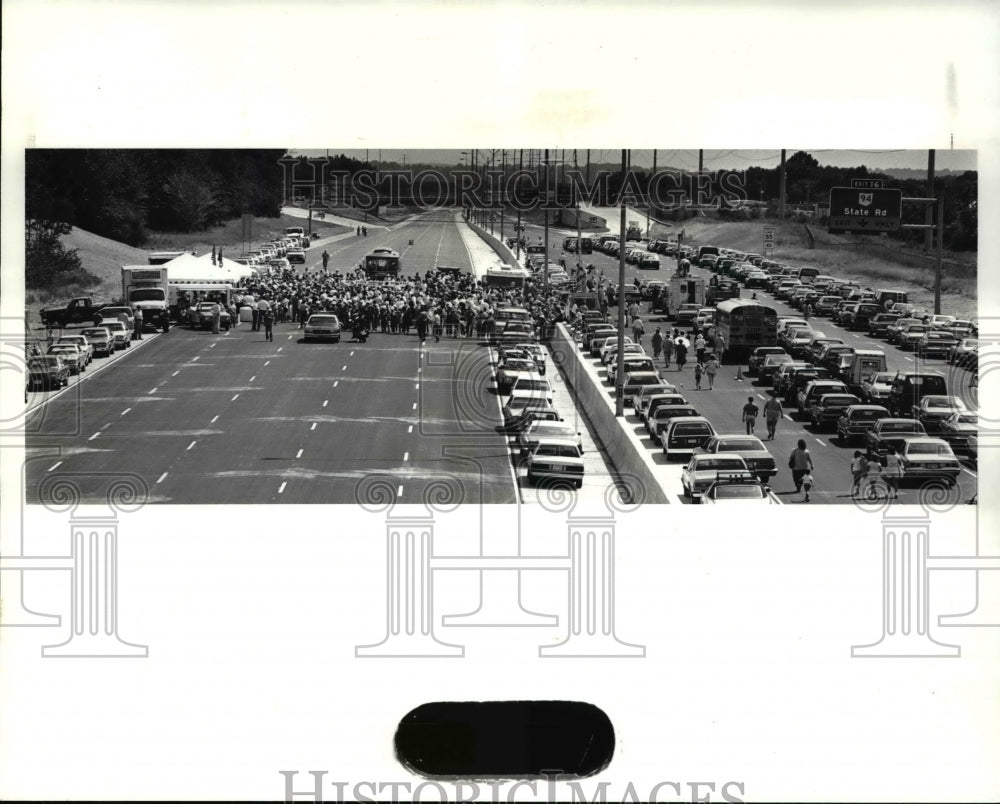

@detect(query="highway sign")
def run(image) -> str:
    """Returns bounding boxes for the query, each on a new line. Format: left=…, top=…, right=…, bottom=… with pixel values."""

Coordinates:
left=828, top=186, right=902, bottom=233
left=850, top=178, right=885, bottom=189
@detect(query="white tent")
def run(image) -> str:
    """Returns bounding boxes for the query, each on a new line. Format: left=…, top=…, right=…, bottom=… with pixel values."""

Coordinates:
left=161, top=252, right=253, bottom=282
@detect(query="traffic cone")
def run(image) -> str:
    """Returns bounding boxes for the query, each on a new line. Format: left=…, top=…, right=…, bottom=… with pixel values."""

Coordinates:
left=736, top=365, right=744, bottom=381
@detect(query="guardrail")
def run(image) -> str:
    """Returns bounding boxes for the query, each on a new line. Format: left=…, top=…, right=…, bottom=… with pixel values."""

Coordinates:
left=549, top=323, right=671, bottom=504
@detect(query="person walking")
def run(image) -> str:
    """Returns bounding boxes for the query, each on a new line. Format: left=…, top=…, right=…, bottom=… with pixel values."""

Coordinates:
left=663, top=335, right=673, bottom=369
left=715, top=334, right=726, bottom=363
left=632, top=316, right=645, bottom=346
left=251, top=299, right=260, bottom=332
left=741, top=396, right=759, bottom=434
left=321, top=250, right=330, bottom=270
left=850, top=450, right=867, bottom=496
left=763, top=394, right=783, bottom=438
left=883, top=445, right=902, bottom=499
left=704, top=354, right=719, bottom=389
left=132, top=307, right=143, bottom=340
left=788, top=439, right=814, bottom=494
left=695, top=333, right=707, bottom=364
left=262, top=306, right=274, bottom=342
left=210, top=300, right=222, bottom=335
left=651, top=327, right=663, bottom=363
left=674, top=338, right=687, bottom=371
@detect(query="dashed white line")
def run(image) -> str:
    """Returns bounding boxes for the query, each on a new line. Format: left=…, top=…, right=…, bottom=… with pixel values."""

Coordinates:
left=156, top=472, right=168, bottom=484
left=397, top=485, right=404, bottom=497
left=277, top=347, right=283, bottom=352
left=323, top=400, right=329, bottom=407
left=310, top=422, right=317, bottom=431
left=231, top=394, right=240, bottom=401
left=88, top=431, right=101, bottom=441
left=296, top=448, right=303, bottom=459
left=756, top=394, right=766, bottom=400
left=412, top=402, right=418, bottom=410
left=408, top=425, right=413, bottom=433
left=192, top=356, right=200, bottom=362
left=186, top=440, right=197, bottom=450
left=342, top=365, right=348, bottom=371
left=210, top=343, right=216, bottom=348
left=784, top=414, right=794, bottom=421
left=904, top=356, right=913, bottom=361
left=211, top=415, right=219, bottom=423
left=278, top=481, right=287, bottom=494
left=47, top=461, right=62, bottom=472
left=333, top=380, right=339, bottom=387
left=403, top=452, right=409, bottom=462
left=264, top=360, right=271, bottom=366
left=249, top=375, right=256, bottom=382
left=101, top=422, right=111, bottom=430
left=815, top=438, right=827, bottom=447
left=149, top=387, right=158, bottom=394
left=172, top=370, right=180, bottom=376
left=121, top=407, right=131, bottom=416
left=415, top=383, right=420, bottom=390
left=350, top=351, right=355, bottom=356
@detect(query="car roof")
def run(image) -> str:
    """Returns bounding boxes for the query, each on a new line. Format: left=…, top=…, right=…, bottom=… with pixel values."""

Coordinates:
left=533, top=436, right=582, bottom=448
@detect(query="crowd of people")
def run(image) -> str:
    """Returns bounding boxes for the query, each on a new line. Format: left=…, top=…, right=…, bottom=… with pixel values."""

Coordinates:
left=220, top=266, right=578, bottom=343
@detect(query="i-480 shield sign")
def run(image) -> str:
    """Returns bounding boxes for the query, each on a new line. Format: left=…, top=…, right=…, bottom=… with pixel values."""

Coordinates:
left=828, top=186, right=902, bottom=233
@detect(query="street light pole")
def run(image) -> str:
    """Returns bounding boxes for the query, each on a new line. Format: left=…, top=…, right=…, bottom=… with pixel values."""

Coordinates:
left=615, top=149, right=628, bottom=417
left=544, top=148, right=550, bottom=288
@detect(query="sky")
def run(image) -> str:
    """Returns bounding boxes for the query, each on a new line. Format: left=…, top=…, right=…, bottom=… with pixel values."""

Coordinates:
left=296, top=149, right=977, bottom=173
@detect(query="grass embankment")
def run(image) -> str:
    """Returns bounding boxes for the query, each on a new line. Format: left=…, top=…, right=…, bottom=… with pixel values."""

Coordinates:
left=143, top=213, right=350, bottom=253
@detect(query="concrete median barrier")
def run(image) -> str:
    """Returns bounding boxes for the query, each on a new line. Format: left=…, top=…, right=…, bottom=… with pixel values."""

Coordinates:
left=466, top=220, right=521, bottom=267
left=549, top=323, right=671, bottom=504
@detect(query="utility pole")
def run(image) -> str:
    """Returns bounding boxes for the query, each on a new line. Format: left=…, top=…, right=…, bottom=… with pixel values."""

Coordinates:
left=779, top=149, right=786, bottom=219
left=698, top=149, right=703, bottom=175
left=500, top=149, right=505, bottom=245
left=934, top=194, right=943, bottom=314
left=586, top=149, right=591, bottom=186
left=575, top=149, right=581, bottom=261
left=516, top=149, right=523, bottom=262
left=544, top=148, right=550, bottom=288
left=615, top=149, right=628, bottom=417
left=925, top=149, right=935, bottom=253
left=647, top=149, right=656, bottom=237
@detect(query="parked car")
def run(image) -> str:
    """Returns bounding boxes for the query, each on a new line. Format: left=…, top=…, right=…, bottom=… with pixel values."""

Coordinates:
left=915, top=330, right=959, bottom=360
left=860, top=371, right=895, bottom=405
left=887, top=370, right=948, bottom=417
left=911, top=395, right=968, bottom=433
left=189, top=302, right=233, bottom=331
left=496, top=358, right=539, bottom=394
left=948, top=338, right=978, bottom=367
left=758, top=353, right=795, bottom=385
left=693, top=434, right=777, bottom=480
left=896, top=437, right=962, bottom=485
left=517, top=420, right=583, bottom=456
left=681, top=454, right=753, bottom=499
left=748, top=347, right=787, bottom=377
left=937, top=411, right=978, bottom=458
left=865, top=418, right=928, bottom=456
left=80, top=326, right=115, bottom=357
left=835, top=404, right=891, bottom=444
left=797, top=379, right=849, bottom=415
left=867, top=313, right=900, bottom=338
left=103, top=319, right=132, bottom=349
left=55, top=334, right=93, bottom=366
left=699, top=473, right=780, bottom=505
left=659, top=416, right=716, bottom=459
left=46, top=343, right=85, bottom=374
left=26, top=355, right=70, bottom=390
left=809, top=393, right=862, bottom=430
left=623, top=371, right=666, bottom=406
left=525, top=437, right=585, bottom=488
left=633, top=383, right=680, bottom=421
left=647, top=405, right=701, bottom=440
left=509, top=374, right=555, bottom=405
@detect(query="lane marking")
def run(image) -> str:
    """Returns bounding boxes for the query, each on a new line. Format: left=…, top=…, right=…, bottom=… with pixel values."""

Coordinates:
left=296, top=448, right=303, bottom=458
left=249, top=375, right=256, bottom=382
left=149, top=387, right=158, bottom=394
left=415, top=383, right=420, bottom=390
left=172, top=370, right=180, bottom=376
left=904, top=356, right=913, bottom=362
left=342, top=365, right=347, bottom=371
left=408, top=425, right=413, bottom=433
left=397, top=485, right=403, bottom=497
left=278, top=481, right=287, bottom=494
left=210, top=343, right=216, bottom=348
left=277, top=347, right=283, bottom=352
left=333, top=380, right=339, bottom=387
left=101, top=422, right=111, bottom=430
left=403, top=452, right=409, bottom=462
left=815, top=438, right=827, bottom=446
left=350, top=351, right=355, bottom=356
left=412, top=402, right=418, bottom=410
left=784, top=414, right=794, bottom=421
left=310, top=422, right=317, bottom=431
left=121, top=407, right=131, bottom=416
left=192, top=356, right=200, bottom=361
left=156, top=472, right=168, bottom=484
left=264, top=360, right=271, bottom=366
left=962, top=467, right=977, bottom=478
left=88, top=431, right=101, bottom=441
left=231, top=394, right=240, bottom=401
left=211, top=415, right=219, bottom=423
left=756, top=394, right=766, bottom=400
left=47, top=461, right=62, bottom=472
left=323, top=400, right=329, bottom=407
left=186, top=441, right=197, bottom=450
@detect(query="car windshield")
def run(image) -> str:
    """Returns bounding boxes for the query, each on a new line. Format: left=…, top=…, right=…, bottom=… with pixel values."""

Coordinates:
left=516, top=380, right=548, bottom=392
left=908, top=443, right=954, bottom=456
left=31, top=357, right=61, bottom=367
left=823, top=396, right=857, bottom=405
left=105, top=322, right=125, bottom=331
left=718, top=440, right=762, bottom=451
left=852, top=410, right=884, bottom=420
left=309, top=316, right=339, bottom=325
left=712, top=485, right=766, bottom=499
left=82, top=329, right=106, bottom=337
left=884, top=422, right=919, bottom=432
left=504, top=361, right=535, bottom=372
left=672, top=424, right=710, bottom=436
left=695, top=457, right=745, bottom=470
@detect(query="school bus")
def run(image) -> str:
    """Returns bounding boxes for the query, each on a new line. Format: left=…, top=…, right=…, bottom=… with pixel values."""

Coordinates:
left=363, top=248, right=401, bottom=279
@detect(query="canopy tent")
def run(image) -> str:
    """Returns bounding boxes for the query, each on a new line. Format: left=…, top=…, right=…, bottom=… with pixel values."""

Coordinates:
left=158, top=252, right=254, bottom=282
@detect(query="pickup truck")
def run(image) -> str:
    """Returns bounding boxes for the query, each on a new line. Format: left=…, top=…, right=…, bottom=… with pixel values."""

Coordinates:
left=40, top=297, right=108, bottom=328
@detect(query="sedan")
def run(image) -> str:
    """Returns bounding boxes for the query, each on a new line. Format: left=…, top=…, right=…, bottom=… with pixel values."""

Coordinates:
left=517, top=420, right=583, bottom=456
left=681, top=454, right=753, bottom=499
left=912, top=395, right=968, bottom=433
left=509, top=375, right=555, bottom=405
left=80, top=327, right=115, bottom=357
left=525, top=437, right=585, bottom=489
left=302, top=313, right=342, bottom=343
left=865, top=418, right=928, bottom=455
left=286, top=248, right=307, bottom=264
left=758, top=353, right=795, bottom=385
left=700, top=475, right=780, bottom=505
left=103, top=320, right=132, bottom=349
left=27, top=355, right=70, bottom=390
left=809, top=393, right=862, bottom=430
left=937, top=411, right=977, bottom=458
left=861, top=371, right=895, bottom=405
left=56, top=335, right=94, bottom=366
left=835, top=404, right=890, bottom=444
left=915, top=330, right=959, bottom=359
left=694, top=435, right=777, bottom=480
left=189, top=302, right=233, bottom=331
left=748, top=347, right=787, bottom=377
left=948, top=338, right=978, bottom=367
left=660, top=416, right=716, bottom=459
left=647, top=405, right=702, bottom=439
left=897, top=438, right=962, bottom=485
left=46, top=343, right=85, bottom=374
